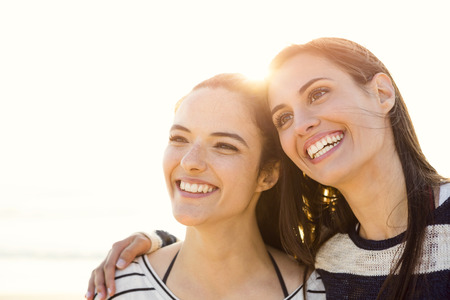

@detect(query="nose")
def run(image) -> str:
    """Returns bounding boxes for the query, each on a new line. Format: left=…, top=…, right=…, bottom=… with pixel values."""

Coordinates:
left=293, top=109, right=320, bottom=136
left=180, top=144, right=207, bottom=173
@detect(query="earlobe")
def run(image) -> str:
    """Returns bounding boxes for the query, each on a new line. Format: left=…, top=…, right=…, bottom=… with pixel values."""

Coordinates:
left=256, top=161, right=280, bottom=192
left=372, top=73, right=395, bottom=112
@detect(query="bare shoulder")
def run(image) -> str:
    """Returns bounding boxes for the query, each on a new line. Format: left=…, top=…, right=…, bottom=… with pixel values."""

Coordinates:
left=147, top=241, right=182, bottom=278
left=266, top=245, right=305, bottom=293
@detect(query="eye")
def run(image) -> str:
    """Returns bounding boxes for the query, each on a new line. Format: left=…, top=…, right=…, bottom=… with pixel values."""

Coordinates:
left=215, top=142, right=238, bottom=152
left=169, top=135, right=188, bottom=143
left=309, top=87, right=329, bottom=103
left=273, top=112, right=293, bottom=129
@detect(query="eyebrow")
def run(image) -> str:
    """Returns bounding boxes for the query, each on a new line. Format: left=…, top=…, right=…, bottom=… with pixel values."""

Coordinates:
left=270, top=77, right=330, bottom=116
left=211, top=132, right=248, bottom=148
left=299, top=77, right=329, bottom=95
left=271, top=104, right=286, bottom=116
left=170, top=124, right=249, bottom=148
left=170, top=124, right=190, bottom=132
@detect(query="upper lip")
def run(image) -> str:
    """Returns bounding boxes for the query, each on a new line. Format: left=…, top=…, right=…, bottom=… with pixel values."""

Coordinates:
left=303, top=130, right=344, bottom=157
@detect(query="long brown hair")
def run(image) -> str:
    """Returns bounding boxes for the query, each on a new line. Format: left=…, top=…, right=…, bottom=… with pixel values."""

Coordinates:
left=269, top=37, right=446, bottom=299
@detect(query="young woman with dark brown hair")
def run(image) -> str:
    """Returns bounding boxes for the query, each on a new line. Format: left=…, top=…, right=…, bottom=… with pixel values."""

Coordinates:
left=268, top=38, right=449, bottom=299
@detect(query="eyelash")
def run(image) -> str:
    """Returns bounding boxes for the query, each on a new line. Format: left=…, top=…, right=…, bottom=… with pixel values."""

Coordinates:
left=273, top=87, right=329, bottom=129
left=273, top=112, right=293, bottom=129
left=169, top=136, right=238, bottom=152
left=308, top=87, right=329, bottom=103
left=169, top=135, right=187, bottom=143
left=214, top=142, right=238, bottom=152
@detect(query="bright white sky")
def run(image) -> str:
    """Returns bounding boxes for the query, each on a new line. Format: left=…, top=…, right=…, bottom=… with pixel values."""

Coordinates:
left=0, top=0, right=449, bottom=295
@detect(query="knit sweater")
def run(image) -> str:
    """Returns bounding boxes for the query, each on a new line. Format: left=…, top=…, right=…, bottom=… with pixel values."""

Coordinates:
left=315, top=183, right=450, bottom=299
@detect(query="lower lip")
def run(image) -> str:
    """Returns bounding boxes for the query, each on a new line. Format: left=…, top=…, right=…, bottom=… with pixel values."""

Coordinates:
left=177, top=187, right=218, bottom=199
left=308, top=139, right=343, bottom=164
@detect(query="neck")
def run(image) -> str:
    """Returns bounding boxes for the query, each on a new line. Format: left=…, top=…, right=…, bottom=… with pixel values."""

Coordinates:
left=163, top=217, right=280, bottom=299
left=168, top=215, right=273, bottom=295
left=338, top=151, right=408, bottom=240
left=181, top=215, right=268, bottom=266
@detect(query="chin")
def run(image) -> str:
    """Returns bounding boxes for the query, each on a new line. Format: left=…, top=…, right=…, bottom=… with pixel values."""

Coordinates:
left=172, top=209, right=205, bottom=227
left=173, top=216, right=198, bottom=226
left=308, top=170, right=344, bottom=188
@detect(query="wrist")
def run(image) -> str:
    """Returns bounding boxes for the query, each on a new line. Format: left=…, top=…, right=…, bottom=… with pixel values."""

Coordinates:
left=135, top=231, right=162, bottom=254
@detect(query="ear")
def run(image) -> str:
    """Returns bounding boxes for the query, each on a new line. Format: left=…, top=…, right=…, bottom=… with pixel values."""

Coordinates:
left=370, top=73, right=395, bottom=113
left=256, top=161, right=280, bottom=192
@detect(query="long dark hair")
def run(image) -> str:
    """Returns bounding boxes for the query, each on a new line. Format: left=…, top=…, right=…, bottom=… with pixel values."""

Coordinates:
left=269, top=37, right=447, bottom=299
left=177, top=73, right=285, bottom=251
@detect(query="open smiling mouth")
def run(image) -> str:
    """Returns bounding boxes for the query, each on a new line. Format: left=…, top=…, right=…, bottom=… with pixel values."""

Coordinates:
left=178, top=180, right=218, bottom=194
left=307, top=133, right=344, bottom=159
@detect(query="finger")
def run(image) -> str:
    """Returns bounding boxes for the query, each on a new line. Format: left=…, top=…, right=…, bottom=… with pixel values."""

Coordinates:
left=116, top=234, right=152, bottom=269
left=102, top=239, right=133, bottom=296
left=93, top=261, right=109, bottom=300
left=103, top=248, right=120, bottom=296
left=85, top=268, right=97, bottom=300
left=107, top=238, right=132, bottom=270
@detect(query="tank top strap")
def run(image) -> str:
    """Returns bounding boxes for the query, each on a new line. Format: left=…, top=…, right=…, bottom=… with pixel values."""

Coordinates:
left=162, top=250, right=179, bottom=284
left=267, top=251, right=289, bottom=298
left=162, top=250, right=289, bottom=298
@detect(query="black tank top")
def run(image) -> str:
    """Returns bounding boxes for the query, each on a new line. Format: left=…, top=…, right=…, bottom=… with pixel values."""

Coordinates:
left=162, top=250, right=289, bottom=298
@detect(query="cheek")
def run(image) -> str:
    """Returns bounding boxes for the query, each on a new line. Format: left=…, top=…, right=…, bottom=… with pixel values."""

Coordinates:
left=279, top=131, right=311, bottom=173
left=162, top=148, right=180, bottom=194
left=222, top=158, right=260, bottom=190
left=162, top=148, right=172, bottom=174
left=279, top=131, right=298, bottom=160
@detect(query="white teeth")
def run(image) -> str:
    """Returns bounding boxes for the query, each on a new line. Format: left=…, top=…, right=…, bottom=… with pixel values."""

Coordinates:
left=179, top=181, right=216, bottom=193
left=307, top=133, right=343, bottom=159
left=317, top=140, right=324, bottom=151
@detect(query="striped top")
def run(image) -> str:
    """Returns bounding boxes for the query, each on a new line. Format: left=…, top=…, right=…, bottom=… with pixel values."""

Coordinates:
left=315, top=183, right=450, bottom=299
left=96, top=254, right=326, bottom=299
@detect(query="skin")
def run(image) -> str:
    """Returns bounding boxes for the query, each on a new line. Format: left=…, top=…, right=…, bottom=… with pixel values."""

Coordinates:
left=86, top=233, right=151, bottom=299
left=164, top=87, right=269, bottom=228
left=268, top=53, right=408, bottom=240
left=152, top=87, right=301, bottom=299
left=86, top=87, right=304, bottom=299
left=85, top=53, right=410, bottom=298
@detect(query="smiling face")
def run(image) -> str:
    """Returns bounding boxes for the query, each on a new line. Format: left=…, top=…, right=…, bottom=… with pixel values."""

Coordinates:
left=268, top=53, right=395, bottom=188
left=163, top=87, right=270, bottom=227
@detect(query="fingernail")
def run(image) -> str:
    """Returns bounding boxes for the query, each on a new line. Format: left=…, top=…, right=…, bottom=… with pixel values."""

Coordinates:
left=85, top=291, right=92, bottom=299
left=116, top=258, right=126, bottom=268
left=98, top=292, right=103, bottom=299
left=108, top=288, right=112, bottom=296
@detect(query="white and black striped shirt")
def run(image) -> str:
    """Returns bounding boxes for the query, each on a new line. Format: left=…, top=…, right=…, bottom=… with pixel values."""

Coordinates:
left=95, top=254, right=326, bottom=300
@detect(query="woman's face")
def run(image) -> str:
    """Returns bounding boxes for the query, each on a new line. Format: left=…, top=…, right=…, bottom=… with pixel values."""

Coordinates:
left=163, top=87, right=267, bottom=227
left=268, top=53, right=393, bottom=188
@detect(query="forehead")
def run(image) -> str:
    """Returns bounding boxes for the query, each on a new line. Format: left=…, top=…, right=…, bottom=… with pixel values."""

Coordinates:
left=176, top=87, right=250, bottom=119
left=173, top=87, right=260, bottom=138
left=272, top=53, right=336, bottom=81
left=268, top=53, right=348, bottom=102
